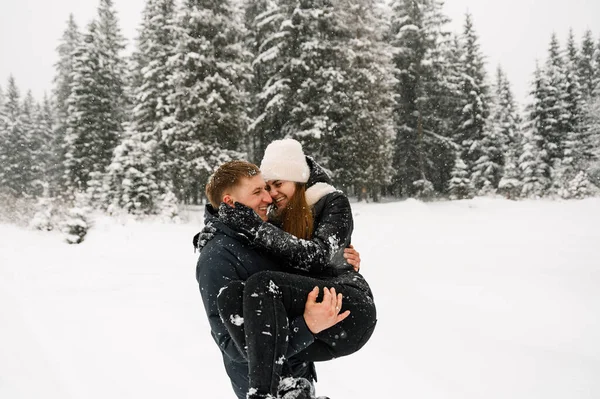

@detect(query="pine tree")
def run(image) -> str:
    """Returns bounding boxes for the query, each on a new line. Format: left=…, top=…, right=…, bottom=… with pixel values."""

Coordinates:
left=495, top=67, right=523, bottom=198
left=448, top=155, right=471, bottom=200
left=252, top=0, right=395, bottom=196
left=32, top=95, right=55, bottom=195
left=454, top=13, right=490, bottom=192
left=244, top=0, right=286, bottom=162
left=103, top=125, right=161, bottom=214
left=0, top=77, right=34, bottom=196
left=256, top=0, right=344, bottom=157
left=326, top=0, right=395, bottom=199
left=166, top=0, right=250, bottom=203
left=96, top=0, right=127, bottom=119
left=593, top=37, right=600, bottom=97
left=519, top=134, right=547, bottom=199
left=542, top=33, right=567, bottom=166
left=52, top=14, right=80, bottom=194
left=0, top=85, right=5, bottom=126
left=64, top=18, right=125, bottom=192
left=389, top=0, right=455, bottom=197
left=103, top=0, right=178, bottom=214
left=560, top=30, right=588, bottom=192
left=521, top=64, right=551, bottom=197
left=579, top=30, right=596, bottom=100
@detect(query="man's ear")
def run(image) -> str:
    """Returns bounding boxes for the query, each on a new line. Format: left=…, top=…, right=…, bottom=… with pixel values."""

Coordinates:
left=223, top=194, right=234, bottom=207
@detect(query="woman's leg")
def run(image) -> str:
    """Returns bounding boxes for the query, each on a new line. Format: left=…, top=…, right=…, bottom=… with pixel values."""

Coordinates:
left=243, top=271, right=377, bottom=398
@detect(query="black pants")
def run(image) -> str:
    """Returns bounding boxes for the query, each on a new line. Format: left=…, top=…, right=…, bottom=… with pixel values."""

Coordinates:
left=217, top=271, right=377, bottom=398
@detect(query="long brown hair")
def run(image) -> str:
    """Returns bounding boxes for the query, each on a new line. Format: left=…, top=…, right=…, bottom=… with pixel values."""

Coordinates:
left=279, top=183, right=314, bottom=240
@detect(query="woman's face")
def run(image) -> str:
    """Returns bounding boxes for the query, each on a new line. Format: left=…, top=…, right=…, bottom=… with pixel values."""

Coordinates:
left=266, top=180, right=297, bottom=210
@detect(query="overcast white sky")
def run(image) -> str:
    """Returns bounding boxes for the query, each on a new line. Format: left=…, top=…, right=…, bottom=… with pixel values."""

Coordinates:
left=1, top=0, right=599, bottom=106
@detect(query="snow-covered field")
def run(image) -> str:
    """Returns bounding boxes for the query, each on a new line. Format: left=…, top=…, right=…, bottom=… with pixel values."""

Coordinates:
left=1, top=198, right=600, bottom=399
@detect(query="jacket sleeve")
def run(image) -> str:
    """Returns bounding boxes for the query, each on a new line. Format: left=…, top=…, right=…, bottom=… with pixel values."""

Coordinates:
left=196, top=245, right=247, bottom=363
left=287, top=316, right=315, bottom=357
left=254, top=193, right=353, bottom=274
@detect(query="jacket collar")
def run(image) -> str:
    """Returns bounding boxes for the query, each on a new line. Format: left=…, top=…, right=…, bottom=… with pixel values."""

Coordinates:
left=203, top=204, right=253, bottom=245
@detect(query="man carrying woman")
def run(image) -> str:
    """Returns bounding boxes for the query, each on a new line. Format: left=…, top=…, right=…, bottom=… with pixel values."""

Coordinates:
left=196, top=139, right=376, bottom=399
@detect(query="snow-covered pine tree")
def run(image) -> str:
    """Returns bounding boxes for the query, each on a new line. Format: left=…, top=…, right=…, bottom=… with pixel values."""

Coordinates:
left=454, top=13, right=490, bottom=194
left=27, top=95, right=55, bottom=197
left=558, top=29, right=592, bottom=196
left=51, top=14, right=80, bottom=195
left=495, top=67, right=523, bottom=199
left=475, top=66, right=521, bottom=196
left=542, top=33, right=567, bottom=169
left=96, top=0, right=127, bottom=121
left=388, top=0, right=428, bottom=196
left=520, top=64, right=552, bottom=197
left=593, top=36, right=600, bottom=98
left=325, top=0, right=395, bottom=199
left=102, top=0, right=178, bottom=214
left=0, top=84, right=5, bottom=131
left=253, top=0, right=394, bottom=196
left=64, top=1, right=126, bottom=195
left=578, top=30, right=596, bottom=100
left=0, top=77, right=33, bottom=196
left=103, top=124, right=161, bottom=214
left=519, top=134, right=547, bottom=199
left=448, top=154, right=470, bottom=200
left=419, top=2, right=460, bottom=194
left=21, top=92, right=37, bottom=194
left=389, top=0, right=455, bottom=197
left=167, top=0, right=250, bottom=204
left=585, top=95, right=600, bottom=190
left=254, top=0, right=343, bottom=158
left=244, top=0, right=286, bottom=162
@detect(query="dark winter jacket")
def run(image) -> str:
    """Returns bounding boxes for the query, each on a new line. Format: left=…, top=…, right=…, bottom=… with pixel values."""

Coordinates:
left=249, top=157, right=373, bottom=296
left=195, top=206, right=316, bottom=397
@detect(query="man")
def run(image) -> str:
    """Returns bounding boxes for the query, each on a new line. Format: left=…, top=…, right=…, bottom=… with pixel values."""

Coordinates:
left=196, top=161, right=344, bottom=399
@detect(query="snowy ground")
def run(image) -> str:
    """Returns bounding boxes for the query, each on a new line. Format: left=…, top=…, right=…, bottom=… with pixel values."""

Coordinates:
left=1, top=198, right=600, bottom=399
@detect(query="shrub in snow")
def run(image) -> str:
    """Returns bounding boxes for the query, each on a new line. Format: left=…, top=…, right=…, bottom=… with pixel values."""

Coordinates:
left=62, top=207, right=90, bottom=244
left=157, top=190, right=180, bottom=222
left=567, top=171, right=592, bottom=199
left=0, top=190, right=37, bottom=226
left=588, top=165, right=600, bottom=189
left=30, top=198, right=56, bottom=231
left=448, top=157, right=472, bottom=200
left=412, top=179, right=435, bottom=201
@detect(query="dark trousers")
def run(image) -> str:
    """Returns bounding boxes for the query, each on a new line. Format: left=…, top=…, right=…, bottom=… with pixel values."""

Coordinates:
left=217, top=271, right=377, bottom=398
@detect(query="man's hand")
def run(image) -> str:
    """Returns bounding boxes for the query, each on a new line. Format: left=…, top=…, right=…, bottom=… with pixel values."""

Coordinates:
left=344, top=244, right=361, bottom=272
left=303, top=286, right=350, bottom=334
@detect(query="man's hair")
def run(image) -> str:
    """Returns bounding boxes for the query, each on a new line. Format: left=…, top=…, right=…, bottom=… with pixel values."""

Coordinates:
left=205, top=161, right=261, bottom=208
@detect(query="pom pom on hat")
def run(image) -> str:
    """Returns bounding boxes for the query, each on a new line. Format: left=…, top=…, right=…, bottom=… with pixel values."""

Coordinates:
left=260, top=139, right=310, bottom=183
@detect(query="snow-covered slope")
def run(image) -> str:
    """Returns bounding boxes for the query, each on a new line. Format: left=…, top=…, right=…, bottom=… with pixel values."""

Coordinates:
left=1, top=198, right=599, bottom=399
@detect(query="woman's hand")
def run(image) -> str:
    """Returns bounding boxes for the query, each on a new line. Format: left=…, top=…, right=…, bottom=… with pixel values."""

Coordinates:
left=303, top=287, right=350, bottom=334
left=192, top=222, right=217, bottom=252
left=218, top=202, right=263, bottom=238
left=344, top=244, right=361, bottom=272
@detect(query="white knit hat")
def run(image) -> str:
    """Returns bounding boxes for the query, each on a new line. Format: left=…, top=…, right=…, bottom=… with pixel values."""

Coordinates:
left=260, top=139, right=310, bottom=183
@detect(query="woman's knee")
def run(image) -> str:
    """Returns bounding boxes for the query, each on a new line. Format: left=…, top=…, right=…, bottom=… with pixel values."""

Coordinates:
left=245, top=270, right=283, bottom=295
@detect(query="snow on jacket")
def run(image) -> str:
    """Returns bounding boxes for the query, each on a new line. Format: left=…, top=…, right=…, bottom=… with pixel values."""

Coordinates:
left=195, top=206, right=316, bottom=395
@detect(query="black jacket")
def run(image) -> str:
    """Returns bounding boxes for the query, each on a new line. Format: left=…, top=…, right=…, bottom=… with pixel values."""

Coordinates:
left=195, top=206, right=315, bottom=397
left=249, top=157, right=373, bottom=296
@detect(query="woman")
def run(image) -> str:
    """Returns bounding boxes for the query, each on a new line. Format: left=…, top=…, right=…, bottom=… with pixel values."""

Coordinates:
left=216, top=139, right=377, bottom=399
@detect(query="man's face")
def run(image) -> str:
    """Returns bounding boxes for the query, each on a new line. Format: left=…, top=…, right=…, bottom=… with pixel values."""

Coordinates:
left=224, top=174, right=272, bottom=221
